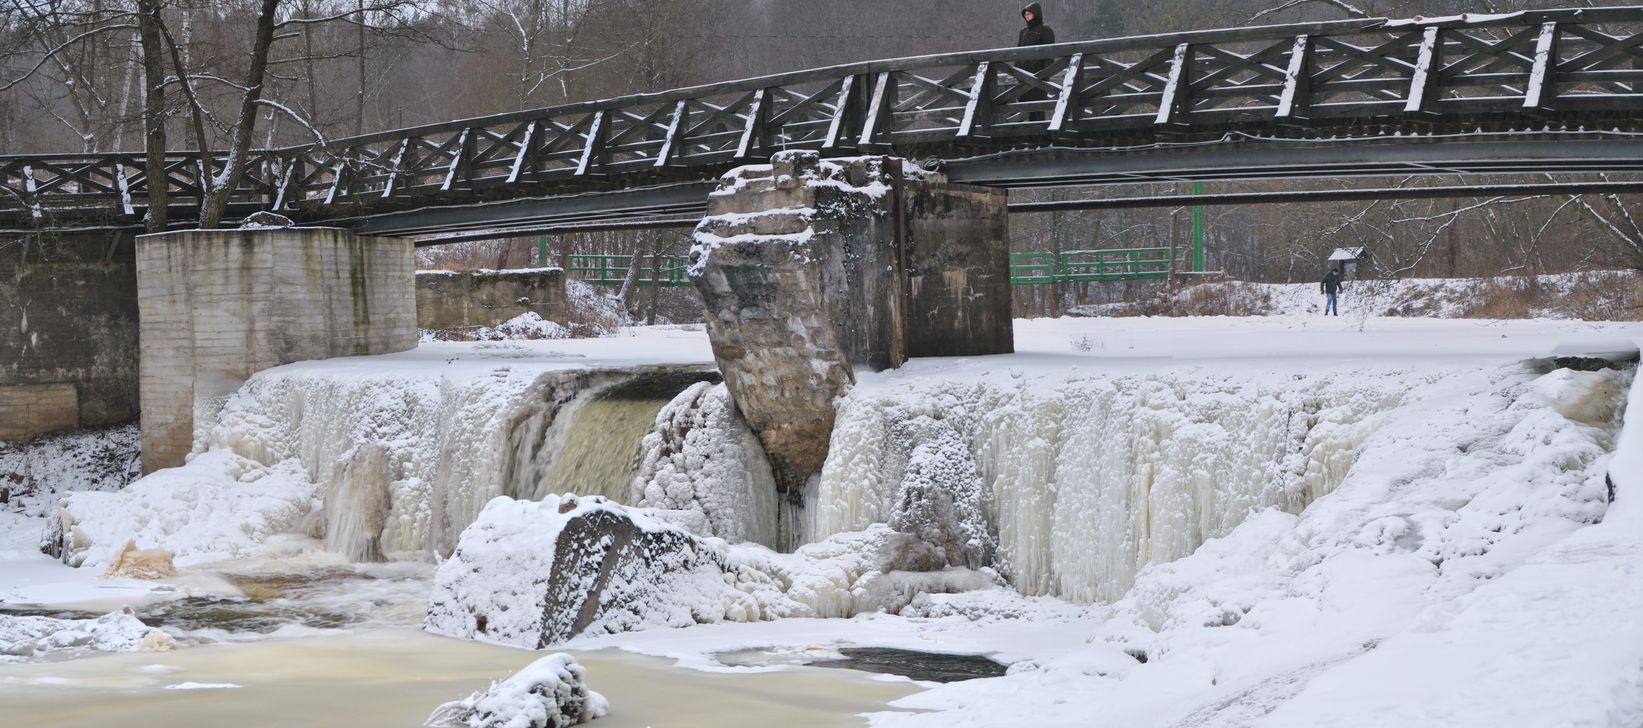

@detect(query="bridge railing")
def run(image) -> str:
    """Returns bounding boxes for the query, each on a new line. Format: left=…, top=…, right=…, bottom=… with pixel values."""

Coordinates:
left=566, top=254, right=692, bottom=287
left=5, top=7, right=1643, bottom=229
left=1011, top=247, right=1173, bottom=284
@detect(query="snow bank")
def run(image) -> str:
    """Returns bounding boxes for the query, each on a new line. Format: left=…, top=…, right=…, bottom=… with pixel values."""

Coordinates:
left=47, top=449, right=317, bottom=568
left=426, top=652, right=607, bottom=728
left=0, top=606, right=174, bottom=662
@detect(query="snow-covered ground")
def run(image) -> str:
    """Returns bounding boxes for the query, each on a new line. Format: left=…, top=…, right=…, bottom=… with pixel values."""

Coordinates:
left=1072, top=270, right=1641, bottom=321
left=3, top=314, right=1642, bottom=728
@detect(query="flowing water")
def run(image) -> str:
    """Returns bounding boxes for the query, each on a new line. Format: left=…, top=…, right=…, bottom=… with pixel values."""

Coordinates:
left=508, top=371, right=720, bottom=504
left=0, top=629, right=917, bottom=728
left=0, top=553, right=916, bottom=727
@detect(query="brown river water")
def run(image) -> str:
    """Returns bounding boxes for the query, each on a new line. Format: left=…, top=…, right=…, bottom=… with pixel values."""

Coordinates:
left=0, top=558, right=917, bottom=727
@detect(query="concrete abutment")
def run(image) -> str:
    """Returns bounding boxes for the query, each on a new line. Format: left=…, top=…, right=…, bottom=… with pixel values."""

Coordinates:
left=136, top=227, right=416, bottom=472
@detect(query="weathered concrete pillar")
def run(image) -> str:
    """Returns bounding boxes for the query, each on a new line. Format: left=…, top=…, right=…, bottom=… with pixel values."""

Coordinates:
left=691, top=152, right=1011, bottom=493
left=0, top=234, right=140, bottom=442
left=136, top=227, right=415, bottom=472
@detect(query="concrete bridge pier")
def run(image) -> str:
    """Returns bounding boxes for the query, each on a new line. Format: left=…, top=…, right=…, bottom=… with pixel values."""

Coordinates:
left=691, top=152, right=1013, bottom=494
left=136, top=227, right=416, bottom=472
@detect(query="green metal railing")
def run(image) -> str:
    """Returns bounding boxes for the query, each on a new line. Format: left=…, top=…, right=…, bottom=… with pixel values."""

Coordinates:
left=1010, top=247, right=1172, bottom=285
left=566, top=254, right=693, bottom=287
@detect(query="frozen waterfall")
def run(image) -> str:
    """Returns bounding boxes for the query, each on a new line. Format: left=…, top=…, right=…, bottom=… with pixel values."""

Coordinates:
left=200, top=363, right=775, bottom=560
left=804, top=369, right=1414, bottom=602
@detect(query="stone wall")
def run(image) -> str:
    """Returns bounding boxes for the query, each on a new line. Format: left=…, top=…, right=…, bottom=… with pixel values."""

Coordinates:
left=136, top=227, right=416, bottom=472
left=0, top=235, right=140, bottom=442
left=416, top=267, right=568, bottom=331
left=691, top=153, right=1011, bottom=492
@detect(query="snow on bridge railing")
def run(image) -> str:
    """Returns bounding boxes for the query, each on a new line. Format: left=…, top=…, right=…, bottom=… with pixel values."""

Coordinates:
left=5, top=6, right=1643, bottom=231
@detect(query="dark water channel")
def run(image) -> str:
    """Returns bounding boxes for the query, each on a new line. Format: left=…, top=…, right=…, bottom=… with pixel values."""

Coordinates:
left=811, top=647, right=1008, bottom=683
left=718, top=646, right=1008, bottom=683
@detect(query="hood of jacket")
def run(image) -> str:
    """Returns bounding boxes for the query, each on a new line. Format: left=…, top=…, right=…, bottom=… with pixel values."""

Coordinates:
left=1023, top=2, right=1045, bottom=27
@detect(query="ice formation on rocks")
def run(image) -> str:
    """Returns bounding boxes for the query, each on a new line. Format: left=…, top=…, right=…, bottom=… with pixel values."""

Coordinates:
left=0, top=607, right=174, bottom=662
left=886, top=416, right=994, bottom=570
left=807, top=368, right=1413, bottom=602
left=46, top=352, right=764, bottom=567
left=859, top=364, right=1635, bottom=728
left=46, top=449, right=317, bottom=568
left=426, top=652, right=607, bottom=728
left=630, top=382, right=779, bottom=547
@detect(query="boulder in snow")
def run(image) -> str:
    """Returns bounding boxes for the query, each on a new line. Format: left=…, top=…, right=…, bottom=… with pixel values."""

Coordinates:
left=424, top=495, right=997, bottom=647
left=424, top=494, right=771, bottom=648
left=425, top=652, right=607, bottom=728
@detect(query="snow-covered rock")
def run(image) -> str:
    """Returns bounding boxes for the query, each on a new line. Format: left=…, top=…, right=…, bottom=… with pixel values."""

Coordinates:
left=631, top=382, right=778, bottom=547
left=472, top=312, right=571, bottom=341
left=425, top=494, right=763, bottom=648
left=425, top=653, right=607, bottom=728
left=425, top=495, right=995, bottom=647
left=0, top=607, right=174, bottom=662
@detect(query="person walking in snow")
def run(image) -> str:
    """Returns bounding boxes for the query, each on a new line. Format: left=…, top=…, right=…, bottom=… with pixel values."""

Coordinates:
left=1321, top=269, right=1343, bottom=316
left=1018, top=3, right=1056, bottom=121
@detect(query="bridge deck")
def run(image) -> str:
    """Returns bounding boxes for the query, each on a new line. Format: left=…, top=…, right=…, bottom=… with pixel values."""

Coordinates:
left=5, top=8, right=1643, bottom=236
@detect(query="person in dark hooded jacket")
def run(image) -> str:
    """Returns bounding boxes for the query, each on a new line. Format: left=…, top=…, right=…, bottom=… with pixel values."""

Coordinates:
left=1321, top=269, right=1343, bottom=316
left=1018, top=4, right=1056, bottom=70
left=1017, top=4, right=1056, bottom=120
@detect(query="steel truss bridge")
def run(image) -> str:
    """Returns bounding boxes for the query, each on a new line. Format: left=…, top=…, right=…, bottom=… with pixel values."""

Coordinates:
left=5, top=7, right=1643, bottom=239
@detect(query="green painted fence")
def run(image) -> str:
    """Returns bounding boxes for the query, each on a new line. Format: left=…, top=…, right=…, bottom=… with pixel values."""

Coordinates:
left=566, top=254, right=692, bottom=287
left=1010, top=247, right=1172, bottom=285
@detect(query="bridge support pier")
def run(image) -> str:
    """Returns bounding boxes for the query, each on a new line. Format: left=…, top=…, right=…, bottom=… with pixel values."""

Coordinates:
left=691, top=152, right=1012, bottom=493
left=136, top=227, right=415, bottom=473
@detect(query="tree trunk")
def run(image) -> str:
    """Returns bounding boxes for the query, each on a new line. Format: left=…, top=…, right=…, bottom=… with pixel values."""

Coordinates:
left=136, top=0, right=169, bottom=233
left=198, top=0, right=283, bottom=229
